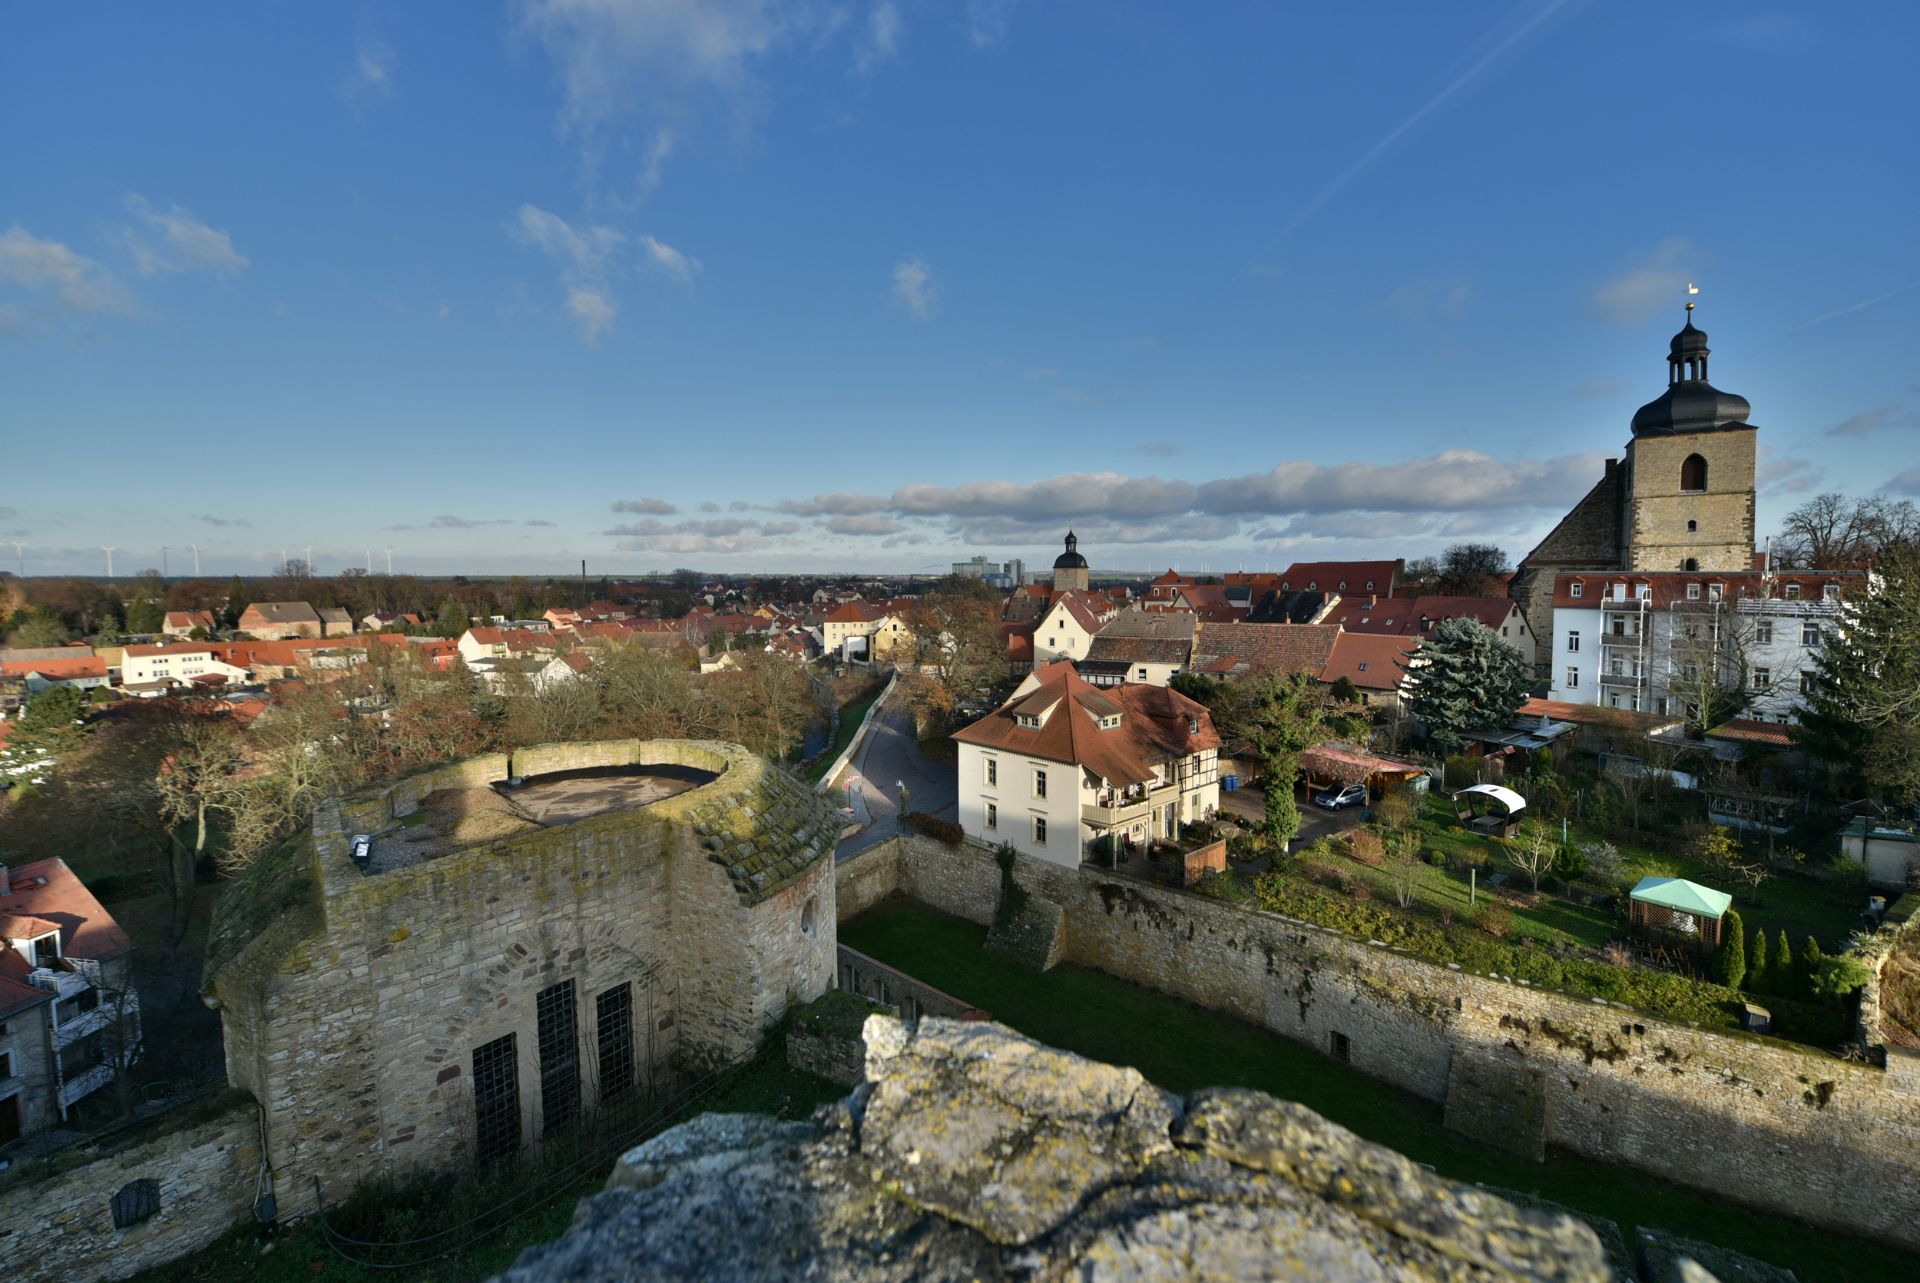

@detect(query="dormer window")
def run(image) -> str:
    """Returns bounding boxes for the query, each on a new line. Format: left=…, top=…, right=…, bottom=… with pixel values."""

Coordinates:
left=1708, top=584, right=1722, bottom=602
left=1357, top=662, right=1369, bottom=673
left=1687, top=583, right=1701, bottom=601
left=1784, top=582, right=1802, bottom=600
left=1823, top=583, right=1839, bottom=602
left=1337, top=580, right=1348, bottom=591
left=1364, top=580, right=1376, bottom=592
left=1015, top=713, right=1041, bottom=729
left=29, top=932, right=59, bottom=968
left=1569, top=581, right=1583, bottom=600
left=1307, top=581, right=1318, bottom=591
left=1097, top=713, right=1122, bottom=730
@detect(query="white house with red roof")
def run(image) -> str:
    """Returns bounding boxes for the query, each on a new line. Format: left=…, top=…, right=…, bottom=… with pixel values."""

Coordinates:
left=952, top=662, right=1221, bottom=868
left=0, top=858, right=138, bottom=1145
left=161, top=609, right=218, bottom=638
left=120, top=642, right=252, bottom=690
left=1032, top=591, right=1117, bottom=666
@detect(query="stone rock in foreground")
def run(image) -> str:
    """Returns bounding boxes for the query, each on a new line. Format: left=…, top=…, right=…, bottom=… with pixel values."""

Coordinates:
left=498, top=1016, right=1697, bottom=1282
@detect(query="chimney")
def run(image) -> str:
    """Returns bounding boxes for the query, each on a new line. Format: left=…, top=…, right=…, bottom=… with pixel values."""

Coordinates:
left=0, top=864, right=9, bottom=897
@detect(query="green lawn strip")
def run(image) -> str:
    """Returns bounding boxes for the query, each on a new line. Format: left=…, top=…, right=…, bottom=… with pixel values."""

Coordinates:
left=131, top=1039, right=840, bottom=1283
left=841, top=901, right=1916, bottom=1283
left=806, top=687, right=884, bottom=783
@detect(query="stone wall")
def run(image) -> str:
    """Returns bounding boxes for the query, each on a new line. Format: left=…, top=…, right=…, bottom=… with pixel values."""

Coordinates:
left=1510, top=463, right=1626, bottom=662
left=0, top=1093, right=259, bottom=1283
left=836, top=834, right=1920, bottom=1252
left=1623, top=429, right=1757, bottom=573
left=207, top=740, right=837, bottom=1218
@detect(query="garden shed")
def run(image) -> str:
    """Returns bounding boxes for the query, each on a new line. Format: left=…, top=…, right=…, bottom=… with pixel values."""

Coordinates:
left=1628, top=876, right=1731, bottom=951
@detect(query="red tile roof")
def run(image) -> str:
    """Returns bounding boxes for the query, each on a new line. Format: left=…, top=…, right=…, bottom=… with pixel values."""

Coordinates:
left=1706, top=719, right=1796, bottom=747
left=824, top=600, right=886, bottom=624
left=1392, top=595, right=1519, bottom=637
left=1319, top=632, right=1418, bottom=691
left=1190, top=623, right=1340, bottom=680
left=1275, top=560, right=1400, bottom=595
left=0, top=857, right=130, bottom=1018
left=1551, top=571, right=1861, bottom=610
left=1, top=656, right=107, bottom=681
left=953, top=661, right=1219, bottom=786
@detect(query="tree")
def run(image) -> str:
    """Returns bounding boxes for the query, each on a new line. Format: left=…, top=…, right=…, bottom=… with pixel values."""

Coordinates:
left=1435, top=543, right=1511, bottom=596
left=1508, top=817, right=1557, bottom=892
left=1715, top=909, right=1746, bottom=990
left=435, top=599, right=472, bottom=639
left=1237, top=670, right=1328, bottom=854
left=1801, top=542, right=1920, bottom=806
left=4, top=607, right=68, bottom=648
left=1812, top=955, right=1873, bottom=1003
left=154, top=719, right=248, bottom=946
left=1604, top=759, right=1654, bottom=831
left=1747, top=928, right=1769, bottom=994
left=223, top=576, right=248, bottom=628
left=125, top=596, right=163, bottom=635
left=1405, top=617, right=1530, bottom=752
left=1774, top=492, right=1920, bottom=570
left=0, top=685, right=88, bottom=775
left=1799, top=936, right=1823, bottom=1000
left=1770, top=931, right=1793, bottom=997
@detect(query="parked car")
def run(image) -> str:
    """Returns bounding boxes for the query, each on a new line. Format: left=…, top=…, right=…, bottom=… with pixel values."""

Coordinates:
left=1313, top=783, right=1368, bottom=811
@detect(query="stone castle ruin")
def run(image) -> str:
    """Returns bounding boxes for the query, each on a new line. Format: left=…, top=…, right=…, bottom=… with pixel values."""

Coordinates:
left=201, top=739, right=840, bottom=1213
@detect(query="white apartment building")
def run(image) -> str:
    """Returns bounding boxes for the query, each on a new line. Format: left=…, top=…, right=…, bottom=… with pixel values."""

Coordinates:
left=952, top=661, right=1221, bottom=868
left=1547, top=570, right=1858, bottom=723
left=119, top=643, right=251, bottom=689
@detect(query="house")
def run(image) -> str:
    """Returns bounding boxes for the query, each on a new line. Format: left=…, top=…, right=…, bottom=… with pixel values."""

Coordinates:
left=0, top=858, right=139, bottom=1147
left=1333, top=594, right=1535, bottom=666
left=1168, top=584, right=1245, bottom=623
left=457, top=625, right=556, bottom=666
left=1032, top=592, right=1113, bottom=665
left=1145, top=569, right=1194, bottom=606
left=1, top=655, right=110, bottom=695
left=316, top=607, right=353, bottom=637
left=1077, top=611, right=1195, bottom=687
left=1271, top=560, right=1401, bottom=598
left=238, top=601, right=324, bottom=640
left=120, top=643, right=251, bottom=690
left=820, top=601, right=887, bottom=660
left=162, top=610, right=218, bottom=638
left=1320, top=632, right=1420, bottom=709
left=1546, top=570, right=1859, bottom=723
left=953, top=662, right=1221, bottom=868
left=1187, top=623, right=1340, bottom=683
left=361, top=611, right=422, bottom=632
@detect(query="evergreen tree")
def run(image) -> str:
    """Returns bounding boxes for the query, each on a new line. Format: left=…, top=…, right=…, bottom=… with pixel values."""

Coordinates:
left=1799, top=542, right=1920, bottom=807
left=1771, top=931, right=1793, bottom=997
left=125, top=596, right=163, bottom=635
left=1715, top=909, right=1746, bottom=990
left=224, top=575, right=248, bottom=628
left=0, top=684, right=89, bottom=776
left=1800, top=936, right=1823, bottom=1000
left=435, top=600, right=471, bottom=639
left=1747, top=927, right=1769, bottom=994
left=1405, top=617, right=1531, bottom=752
left=1237, top=670, right=1326, bottom=855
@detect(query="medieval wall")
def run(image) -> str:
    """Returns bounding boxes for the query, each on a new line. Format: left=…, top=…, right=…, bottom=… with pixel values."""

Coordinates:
left=209, top=740, right=835, bottom=1217
left=838, top=834, right=1920, bottom=1252
left=1624, top=429, right=1757, bottom=573
left=0, top=1093, right=259, bottom=1283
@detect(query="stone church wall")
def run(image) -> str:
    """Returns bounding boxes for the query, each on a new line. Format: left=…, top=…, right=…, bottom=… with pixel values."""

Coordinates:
left=1623, top=429, right=1758, bottom=573
left=1510, top=464, right=1625, bottom=662
left=838, top=834, right=1920, bottom=1252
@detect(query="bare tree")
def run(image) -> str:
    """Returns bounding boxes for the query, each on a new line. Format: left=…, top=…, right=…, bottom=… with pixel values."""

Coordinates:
left=1774, top=493, right=1920, bottom=570
left=1508, top=818, right=1557, bottom=893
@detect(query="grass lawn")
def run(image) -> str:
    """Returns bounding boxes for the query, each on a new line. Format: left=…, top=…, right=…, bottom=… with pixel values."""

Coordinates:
left=132, top=1035, right=840, bottom=1283
left=842, top=900, right=1917, bottom=1283
left=1291, top=794, right=1864, bottom=955
left=806, top=686, right=885, bottom=784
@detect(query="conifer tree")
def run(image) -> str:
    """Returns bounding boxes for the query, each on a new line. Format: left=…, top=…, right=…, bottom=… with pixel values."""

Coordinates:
left=1404, top=617, right=1531, bottom=752
left=1747, top=927, right=1769, bottom=994
left=1800, top=936, right=1823, bottom=1000
left=1772, top=931, right=1793, bottom=997
left=1715, top=909, right=1746, bottom=990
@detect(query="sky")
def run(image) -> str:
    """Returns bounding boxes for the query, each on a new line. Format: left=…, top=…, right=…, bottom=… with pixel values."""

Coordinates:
left=3, top=1, right=1917, bottom=579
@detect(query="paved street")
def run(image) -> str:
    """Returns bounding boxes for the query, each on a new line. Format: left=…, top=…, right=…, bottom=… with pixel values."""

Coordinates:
left=833, top=687, right=956, bottom=859
left=1219, top=781, right=1365, bottom=849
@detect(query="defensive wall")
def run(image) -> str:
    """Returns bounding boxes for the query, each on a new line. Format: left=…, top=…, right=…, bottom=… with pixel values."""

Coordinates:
left=836, top=832, right=1920, bottom=1252
left=0, top=1091, right=258, bottom=1283
left=206, top=739, right=839, bottom=1219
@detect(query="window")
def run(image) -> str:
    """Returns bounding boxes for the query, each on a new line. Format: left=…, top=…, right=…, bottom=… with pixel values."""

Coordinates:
left=1566, top=668, right=1579, bottom=689
left=1823, top=583, right=1840, bottom=602
left=1637, top=584, right=1651, bottom=601
left=1800, top=673, right=1817, bottom=695
left=1687, top=520, right=1698, bottom=532
left=1753, top=667, right=1771, bottom=688
left=1682, top=663, right=1699, bottom=682
left=1655, top=697, right=1668, bottom=715
left=1708, top=584, right=1722, bottom=603
left=1755, top=620, right=1773, bottom=645
left=1033, top=769, right=1047, bottom=799
left=0, top=1051, right=11, bottom=1078
left=1686, top=583, right=1701, bottom=601
left=985, top=802, right=997, bottom=830
left=1337, top=580, right=1348, bottom=591
left=1569, top=581, right=1583, bottom=599
left=595, top=985, right=635, bottom=1107
left=1684, top=558, right=1699, bottom=572
left=536, top=980, right=580, bottom=1137
left=1784, top=582, right=1802, bottom=599
left=472, top=1034, right=520, bottom=1164
left=1032, top=816, right=1047, bottom=846
left=1680, top=453, right=1708, bottom=491
left=1567, top=631, right=1580, bottom=653
left=1802, top=623, right=1821, bottom=646
left=29, top=935, right=58, bottom=968
left=111, top=1178, right=162, bottom=1229
left=1136, top=666, right=1148, bottom=679
left=984, top=757, right=997, bottom=787
left=1328, top=1031, right=1351, bottom=1063
left=1364, top=580, right=1376, bottom=592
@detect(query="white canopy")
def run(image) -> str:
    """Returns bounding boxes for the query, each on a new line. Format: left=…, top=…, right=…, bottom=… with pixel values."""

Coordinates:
left=1452, top=783, right=1527, bottom=815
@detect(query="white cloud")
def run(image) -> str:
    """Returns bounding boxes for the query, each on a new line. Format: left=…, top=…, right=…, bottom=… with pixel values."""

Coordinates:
left=121, top=195, right=249, bottom=277
left=965, top=0, right=1016, bottom=48
left=613, top=497, right=678, bottom=515
left=824, top=514, right=906, bottom=536
left=854, top=1, right=901, bottom=74
left=639, top=234, right=699, bottom=284
left=1823, top=406, right=1915, bottom=438
left=0, top=225, right=130, bottom=317
left=1196, top=450, right=1602, bottom=516
left=633, top=128, right=675, bottom=203
left=774, top=492, right=892, bottom=517
left=1378, top=277, right=1471, bottom=319
left=511, top=204, right=625, bottom=343
left=1886, top=467, right=1920, bottom=497
left=342, top=39, right=396, bottom=108
left=1756, top=448, right=1817, bottom=494
left=1592, top=237, right=1696, bottom=326
left=892, top=255, right=936, bottom=319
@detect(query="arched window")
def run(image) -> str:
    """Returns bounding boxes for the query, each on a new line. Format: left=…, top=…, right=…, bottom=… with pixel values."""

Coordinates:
left=1683, top=558, right=1699, bottom=572
left=1687, top=520, right=1697, bottom=533
left=1680, top=454, right=1708, bottom=491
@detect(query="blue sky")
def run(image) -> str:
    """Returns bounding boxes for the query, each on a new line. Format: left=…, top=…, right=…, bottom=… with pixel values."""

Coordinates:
left=3, top=1, right=1916, bottom=577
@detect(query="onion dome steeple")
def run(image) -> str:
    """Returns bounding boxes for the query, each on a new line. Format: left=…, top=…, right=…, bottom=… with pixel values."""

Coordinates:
left=1053, top=530, right=1088, bottom=571
left=1630, top=298, right=1752, bottom=437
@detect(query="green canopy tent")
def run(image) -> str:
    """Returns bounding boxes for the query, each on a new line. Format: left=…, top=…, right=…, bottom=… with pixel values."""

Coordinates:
left=1628, top=875, right=1732, bottom=951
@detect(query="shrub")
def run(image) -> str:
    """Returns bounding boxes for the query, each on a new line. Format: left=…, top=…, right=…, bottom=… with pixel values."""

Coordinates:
left=904, top=812, right=964, bottom=846
left=1716, top=909, right=1746, bottom=990
left=1426, top=848, right=1447, bottom=868
left=1602, top=941, right=1631, bottom=967
left=1349, top=880, right=1374, bottom=902
left=1347, top=828, right=1385, bottom=868
left=1554, top=839, right=1588, bottom=881
left=1800, top=936, right=1824, bottom=1000
left=1691, top=825, right=1740, bottom=867
left=1478, top=905, right=1513, bottom=939
left=1580, top=840, right=1623, bottom=886
left=1191, top=869, right=1246, bottom=903
left=1813, top=956, right=1873, bottom=1002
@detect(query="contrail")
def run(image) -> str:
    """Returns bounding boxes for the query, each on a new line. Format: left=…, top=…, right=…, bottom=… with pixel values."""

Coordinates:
left=1238, top=0, right=1575, bottom=272
left=1801, top=279, right=1920, bottom=329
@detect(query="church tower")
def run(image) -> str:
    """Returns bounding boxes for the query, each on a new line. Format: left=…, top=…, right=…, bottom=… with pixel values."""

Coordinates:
left=1052, top=530, right=1091, bottom=592
left=1620, top=307, right=1757, bottom=572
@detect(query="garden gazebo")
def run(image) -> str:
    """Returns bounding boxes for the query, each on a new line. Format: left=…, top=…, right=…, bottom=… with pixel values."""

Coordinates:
left=1628, top=876, right=1732, bottom=951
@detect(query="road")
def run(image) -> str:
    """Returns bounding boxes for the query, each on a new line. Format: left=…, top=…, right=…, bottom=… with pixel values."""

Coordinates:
left=833, top=689, right=956, bottom=859
left=1219, top=781, right=1365, bottom=849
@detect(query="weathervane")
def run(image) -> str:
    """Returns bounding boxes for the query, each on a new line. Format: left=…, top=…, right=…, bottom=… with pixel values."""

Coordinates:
left=1686, top=281, right=1699, bottom=315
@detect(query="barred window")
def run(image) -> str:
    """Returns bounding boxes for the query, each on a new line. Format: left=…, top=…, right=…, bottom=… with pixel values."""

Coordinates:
left=536, top=980, right=580, bottom=1137
left=472, top=1034, right=519, bottom=1164
left=596, top=984, right=635, bottom=1107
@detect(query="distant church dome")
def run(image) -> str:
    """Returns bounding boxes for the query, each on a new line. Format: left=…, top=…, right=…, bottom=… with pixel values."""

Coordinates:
left=1631, top=311, right=1752, bottom=436
left=1053, top=530, right=1089, bottom=571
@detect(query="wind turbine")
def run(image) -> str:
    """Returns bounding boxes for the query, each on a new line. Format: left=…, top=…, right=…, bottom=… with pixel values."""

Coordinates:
left=187, top=543, right=202, bottom=576
left=365, top=548, right=372, bottom=574
left=161, top=545, right=170, bottom=578
left=101, top=546, right=116, bottom=578
left=303, top=545, right=314, bottom=576
left=8, top=540, right=23, bottom=576
left=384, top=546, right=393, bottom=575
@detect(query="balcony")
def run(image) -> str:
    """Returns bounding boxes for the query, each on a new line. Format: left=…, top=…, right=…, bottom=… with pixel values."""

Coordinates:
left=1083, top=789, right=1161, bottom=828
left=55, top=1004, right=113, bottom=1049
left=1598, top=671, right=1644, bottom=688
left=58, top=1062, right=113, bottom=1109
left=28, top=966, right=89, bottom=1000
